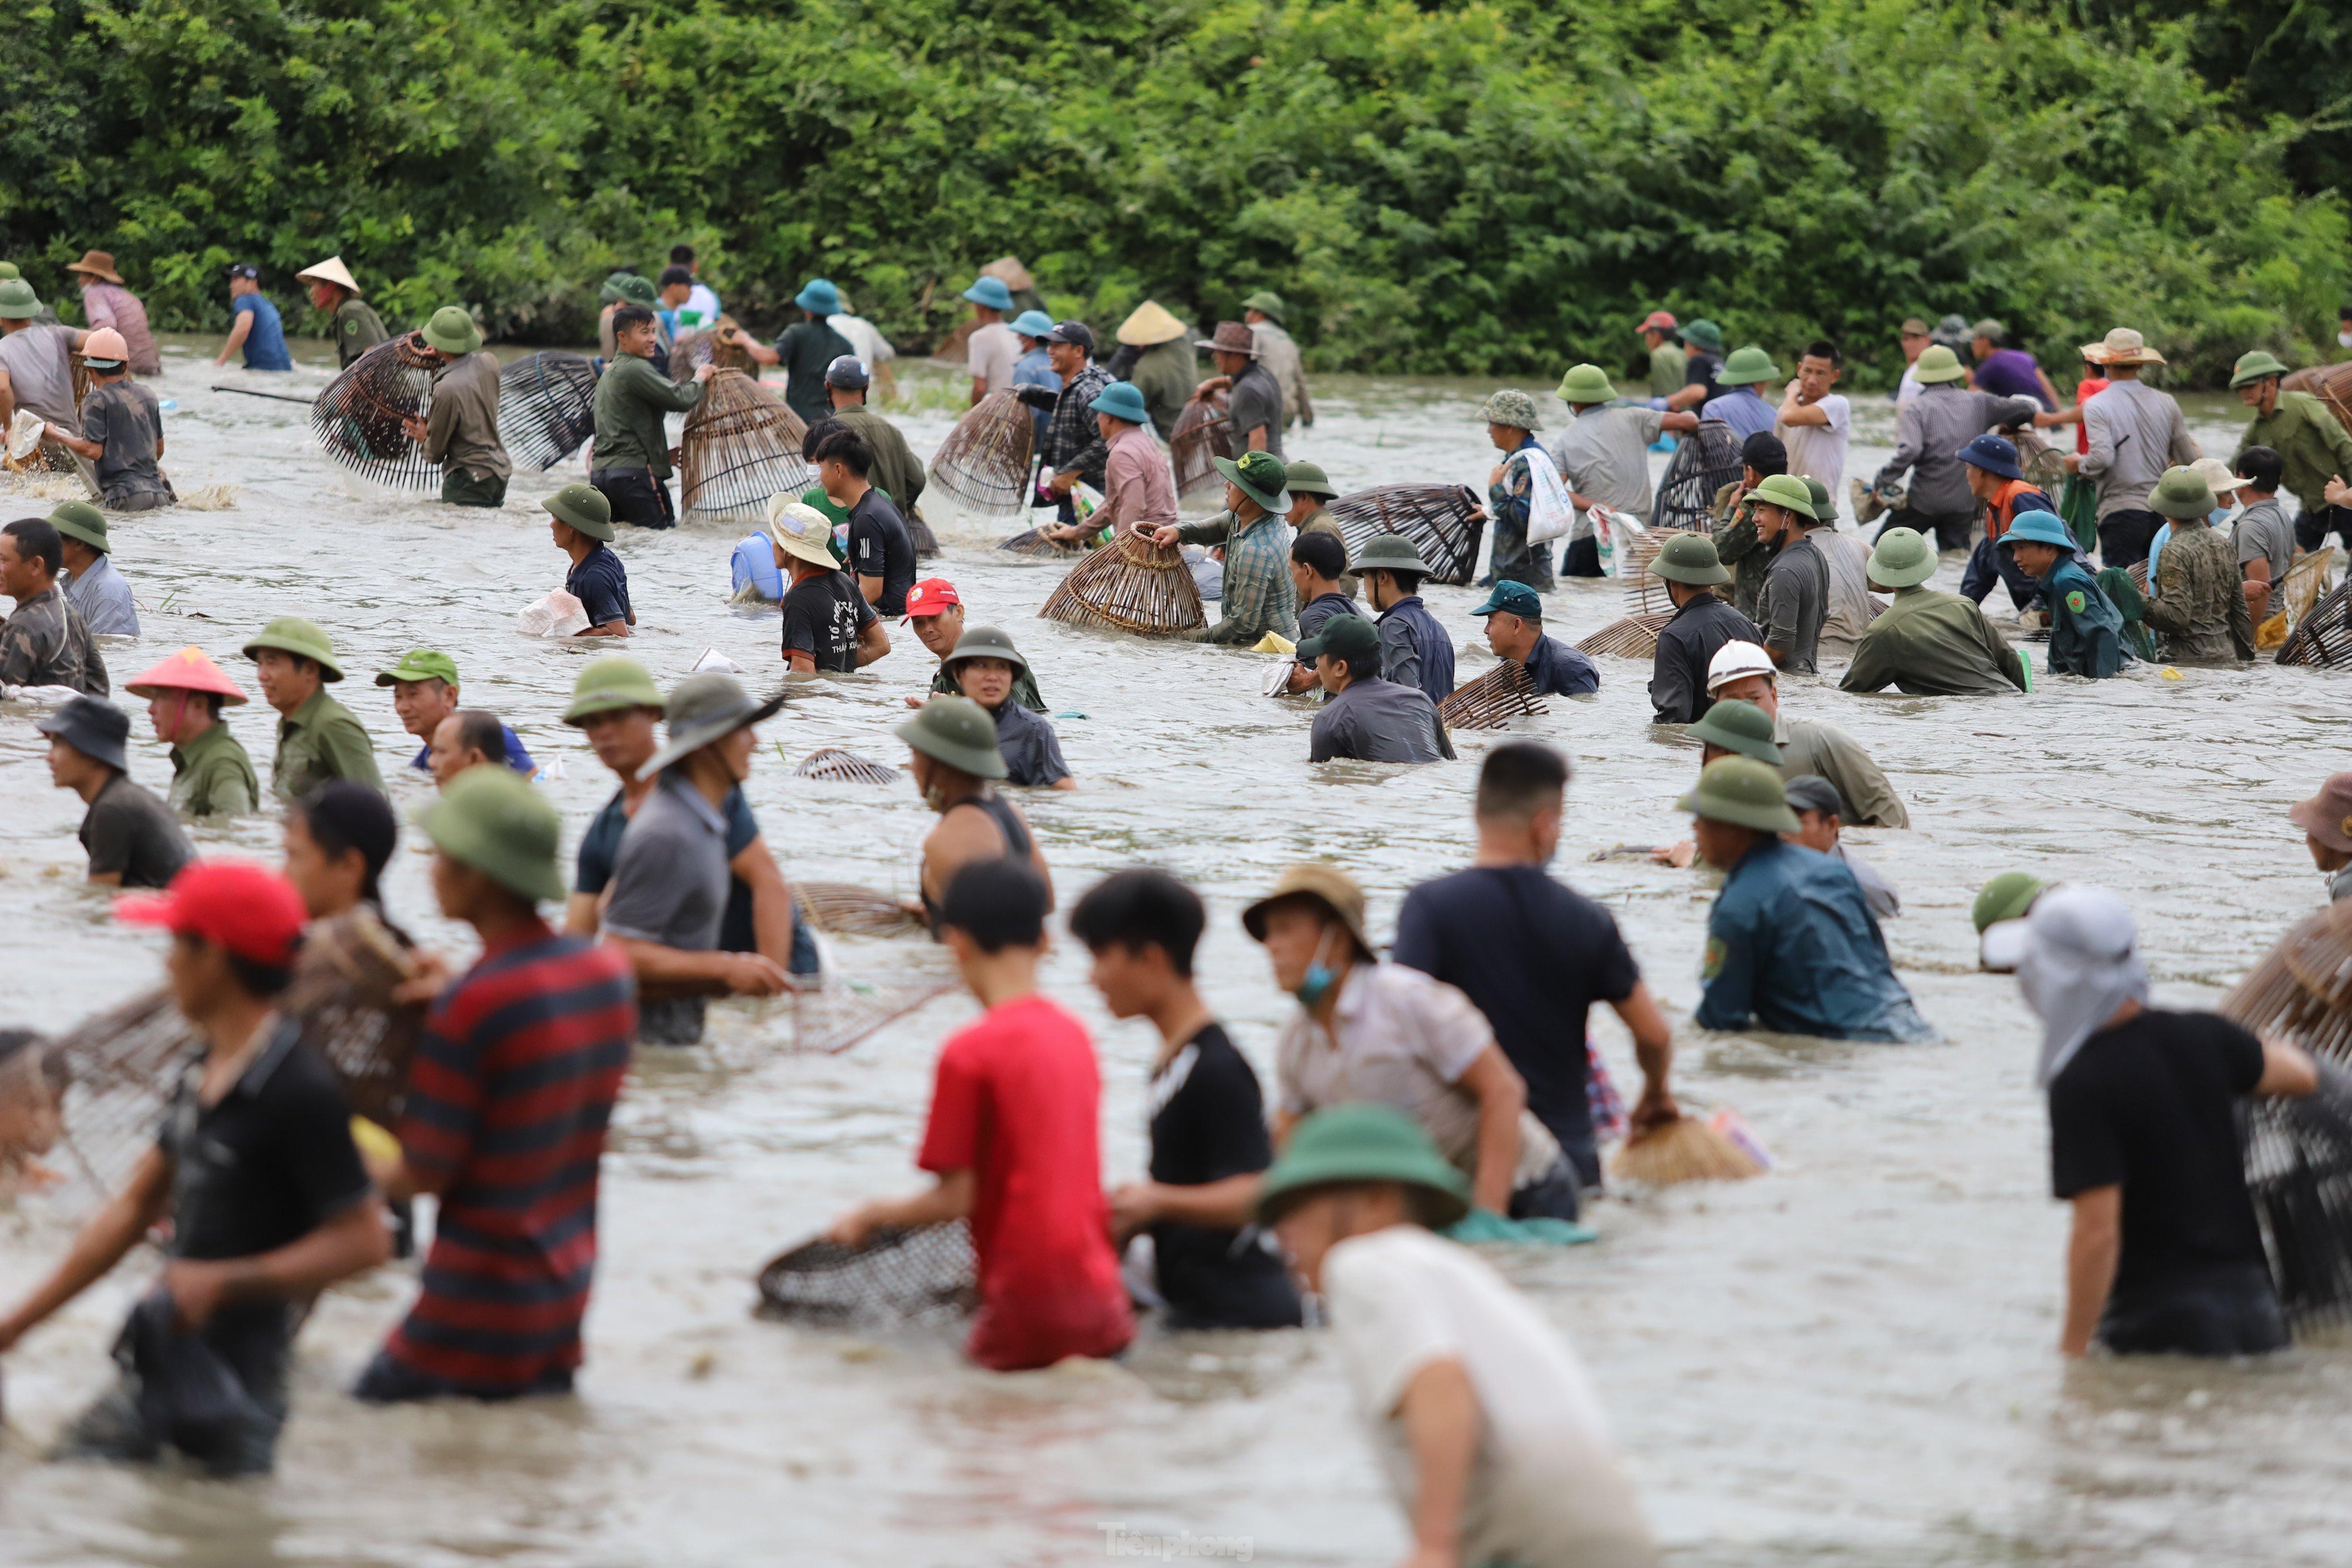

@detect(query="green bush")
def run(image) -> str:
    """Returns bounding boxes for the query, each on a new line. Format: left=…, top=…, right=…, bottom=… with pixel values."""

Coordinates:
left=0, top=0, right=2341, bottom=387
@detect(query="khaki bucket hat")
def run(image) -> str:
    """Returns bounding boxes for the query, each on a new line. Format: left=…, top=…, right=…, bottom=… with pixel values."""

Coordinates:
left=1867, top=527, right=1938, bottom=588
left=418, top=766, right=569, bottom=905
left=1677, top=754, right=1802, bottom=835
left=895, top=694, right=1007, bottom=781
left=242, top=616, right=345, bottom=680
left=1241, top=862, right=1375, bottom=957
left=295, top=255, right=362, bottom=297
left=2078, top=327, right=2164, bottom=367
left=763, top=495, right=839, bottom=569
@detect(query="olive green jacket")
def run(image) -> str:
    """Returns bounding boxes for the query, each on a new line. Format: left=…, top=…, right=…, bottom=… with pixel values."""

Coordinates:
left=170, top=721, right=260, bottom=817
left=271, top=688, right=383, bottom=801
left=593, top=352, right=705, bottom=478
left=2145, top=520, right=2256, bottom=663
left=1778, top=716, right=1909, bottom=828
left=334, top=297, right=389, bottom=368
left=1127, top=339, right=1195, bottom=441
left=2235, top=391, right=2352, bottom=520
left=1709, top=481, right=1771, bottom=621
left=1839, top=585, right=2027, bottom=696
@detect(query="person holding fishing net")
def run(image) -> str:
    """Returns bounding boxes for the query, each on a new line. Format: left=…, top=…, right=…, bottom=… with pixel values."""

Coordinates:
left=1984, top=887, right=2319, bottom=1357
left=1040, top=380, right=1175, bottom=547
left=1469, top=581, right=1598, bottom=697
left=590, top=304, right=713, bottom=530
left=41, top=331, right=173, bottom=512
left=395, top=307, right=511, bottom=509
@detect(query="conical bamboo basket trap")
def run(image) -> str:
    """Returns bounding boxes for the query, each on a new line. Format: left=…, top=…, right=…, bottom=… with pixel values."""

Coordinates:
left=1609, top=1116, right=1765, bottom=1185
left=797, top=880, right=928, bottom=939
left=312, top=334, right=439, bottom=489
left=1040, top=532, right=1207, bottom=635
left=1654, top=419, right=1746, bottom=534
left=1576, top=610, right=1675, bottom=659
left=2283, top=363, right=2352, bottom=434
left=499, top=351, right=598, bottom=472
left=1327, top=484, right=1486, bottom=586
left=1620, top=527, right=1685, bottom=614
left=1438, top=658, right=1545, bottom=731
left=927, top=392, right=1036, bottom=523
left=679, top=369, right=814, bottom=524
left=793, top=747, right=899, bottom=784
left=1169, top=393, right=1235, bottom=501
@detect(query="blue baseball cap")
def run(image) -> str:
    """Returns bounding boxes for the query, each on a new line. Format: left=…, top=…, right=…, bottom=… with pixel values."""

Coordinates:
left=1472, top=580, right=1544, bottom=619
left=961, top=276, right=1014, bottom=312
left=1088, top=381, right=1149, bottom=424
left=1957, top=433, right=2023, bottom=481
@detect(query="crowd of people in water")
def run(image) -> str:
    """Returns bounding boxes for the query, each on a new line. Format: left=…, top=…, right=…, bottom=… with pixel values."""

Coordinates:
left=2, top=243, right=2351, bottom=1567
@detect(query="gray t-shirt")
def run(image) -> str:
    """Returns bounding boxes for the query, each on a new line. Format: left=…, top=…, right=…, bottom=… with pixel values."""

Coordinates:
left=603, top=770, right=731, bottom=1045
left=990, top=700, right=1070, bottom=787
left=1226, top=362, right=1285, bottom=458
left=80, top=380, right=170, bottom=504
left=82, top=773, right=192, bottom=890
left=2235, top=498, right=2294, bottom=586
left=1310, top=677, right=1456, bottom=764
left=1552, top=403, right=1665, bottom=520
left=0, top=323, right=81, bottom=428
left=1759, top=532, right=1829, bottom=675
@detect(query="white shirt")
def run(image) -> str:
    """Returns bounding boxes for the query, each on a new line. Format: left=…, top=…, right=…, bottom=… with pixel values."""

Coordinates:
left=1895, top=363, right=1924, bottom=409
left=1776, top=392, right=1851, bottom=497
left=1324, top=1226, right=1659, bottom=1568
left=831, top=313, right=896, bottom=368
left=1814, top=527, right=1874, bottom=659
left=681, top=282, right=722, bottom=328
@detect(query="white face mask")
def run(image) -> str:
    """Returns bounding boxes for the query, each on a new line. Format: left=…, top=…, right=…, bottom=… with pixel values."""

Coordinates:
left=2340, top=329, right=2352, bottom=349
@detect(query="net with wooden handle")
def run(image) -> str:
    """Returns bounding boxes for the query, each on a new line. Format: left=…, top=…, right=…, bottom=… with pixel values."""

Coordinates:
left=1575, top=611, right=1675, bottom=659
left=312, top=335, right=439, bottom=489
left=927, top=392, right=1036, bottom=523
left=679, top=369, right=814, bottom=524
left=1438, top=658, right=1545, bottom=731
left=756, top=1220, right=976, bottom=1327
left=1654, top=420, right=1746, bottom=534
left=796, top=881, right=929, bottom=939
left=499, top=352, right=598, bottom=472
left=787, top=973, right=961, bottom=1057
left=1170, top=393, right=1234, bottom=501
left=1326, top=484, right=1486, bottom=586
left=1040, top=532, right=1208, bottom=636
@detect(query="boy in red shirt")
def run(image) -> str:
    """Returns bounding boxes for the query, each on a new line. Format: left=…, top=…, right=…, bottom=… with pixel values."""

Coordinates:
left=829, top=858, right=1131, bottom=1370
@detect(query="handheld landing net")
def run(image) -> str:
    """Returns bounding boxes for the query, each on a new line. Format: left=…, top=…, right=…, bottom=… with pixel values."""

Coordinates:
left=1438, top=659, right=1544, bottom=731
left=795, top=881, right=929, bottom=939
left=1575, top=611, right=1675, bottom=659
left=47, top=990, right=198, bottom=1194
left=2010, top=427, right=2071, bottom=494
left=757, top=1221, right=977, bottom=1327
left=499, top=352, right=598, bottom=472
left=792, top=748, right=899, bottom=785
left=1326, top=485, right=1485, bottom=587
left=312, top=335, right=439, bottom=490
left=679, top=370, right=814, bottom=524
left=1170, top=393, right=1234, bottom=501
left=1040, top=533, right=1207, bottom=636
left=668, top=317, right=756, bottom=384
left=1653, top=419, right=1745, bottom=534
left=786, top=972, right=961, bottom=1057
left=927, top=393, right=1036, bottom=523
left=2273, top=562, right=2346, bottom=668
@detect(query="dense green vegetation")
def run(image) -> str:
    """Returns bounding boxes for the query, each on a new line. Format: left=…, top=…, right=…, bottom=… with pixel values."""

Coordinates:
left=2, top=0, right=2343, bottom=385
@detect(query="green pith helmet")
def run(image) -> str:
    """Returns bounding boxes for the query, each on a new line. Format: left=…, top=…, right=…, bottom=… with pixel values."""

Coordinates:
left=2228, top=349, right=2291, bottom=389
left=418, top=765, right=569, bottom=904
left=895, top=694, right=1007, bottom=781
left=1254, top=1102, right=1472, bottom=1228
left=1686, top=698, right=1781, bottom=764
left=47, top=500, right=109, bottom=554
left=1555, top=363, right=1617, bottom=405
left=1676, top=754, right=1803, bottom=835
left=1913, top=344, right=1968, bottom=384
left=420, top=305, right=484, bottom=356
left=1677, top=319, right=1725, bottom=353
left=1477, top=388, right=1543, bottom=431
left=1714, top=346, right=1780, bottom=387
left=241, top=616, right=345, bottom=680
left=1350, top=531, right=1430, bottom=580
left=1241, top=290, right=1288, bottom=325
left=563, top=655, right=663, bottom=724
left=1972, top=872, right=2048, bottom=934
left=0, top=279, right=41, bottom=319
left=546, top=482, right=615, bottom=542
left=1654, top=532, right=1732, bottom=586
left=943, top=625, right=1030, bottom=675
left=2148, top=465, right=2217, bottom=520
left=1867, top=527, right=1938, bottom=588
left=1803, top=477, right=1837, bottom=525
left=1282, top=459, right=1339, bottom=499
left=1748, top=473, right=1818, bottom=520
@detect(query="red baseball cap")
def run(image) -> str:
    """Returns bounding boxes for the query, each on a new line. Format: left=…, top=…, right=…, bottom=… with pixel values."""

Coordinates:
left=115, top=860, right=308, bottom=967
left=902, top=578, right=961, bottom=621
left=1638, top=309, right=1678, bottom=332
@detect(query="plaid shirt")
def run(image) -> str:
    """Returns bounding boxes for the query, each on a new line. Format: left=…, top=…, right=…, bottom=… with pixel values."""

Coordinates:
left=1044, top=364, right=1115, bottom=490
left=1191, top=512, right=1299, bottom=645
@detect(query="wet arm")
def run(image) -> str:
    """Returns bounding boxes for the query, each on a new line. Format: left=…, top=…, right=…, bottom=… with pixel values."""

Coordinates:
left=2257, top=1038, right=2319, bottom=1097
left=1454, top=1044, right=1527, bottom=1214
left=842, top=1167, right=975, bottom=1241
left=854, top=617, right=891, bottom=667
left=45, top=426, right=103, bottom=460
left=0, top=1147, right=171, bottom=1350
left=2060, top=1185, right=2121, bottom=1357
left=213, top=310, right=253, bottom=365
left=731, top=327, right=782, bottom=367
left=562, top=890, right=601, bottom=939
left=1396, top=1357, right=1480, bottom=1565
left=1609, top=982, right=1679, bottom=1132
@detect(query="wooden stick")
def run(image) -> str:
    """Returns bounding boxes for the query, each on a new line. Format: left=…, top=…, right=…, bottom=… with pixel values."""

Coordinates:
left=211, top=385, right=317, bottom=406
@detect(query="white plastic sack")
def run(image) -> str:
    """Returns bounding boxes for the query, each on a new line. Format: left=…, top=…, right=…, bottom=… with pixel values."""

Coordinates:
left=1521, top=447, right=1579, bottom=546
left=1591, top=506, right=1647, bottom=578
left=517, top=589, right=590, bottom=639
left=690, top=646, right=744, bottom=674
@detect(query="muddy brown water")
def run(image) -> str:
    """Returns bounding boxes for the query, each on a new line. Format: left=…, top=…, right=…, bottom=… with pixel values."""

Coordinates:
left=2, top=341, right=2347, bottom=1566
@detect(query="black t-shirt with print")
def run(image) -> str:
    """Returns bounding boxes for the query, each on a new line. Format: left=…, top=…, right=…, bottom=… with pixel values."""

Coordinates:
left=1146, top=1024, right=1301, bottom=1330
left=779, top=568, right=875, bottom=672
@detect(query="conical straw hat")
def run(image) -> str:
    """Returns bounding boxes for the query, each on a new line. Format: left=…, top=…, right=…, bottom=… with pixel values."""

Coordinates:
left=295, top=254, right=362, bottom=297
left=125, top=646, right=250, bottom=704
left=1117, top=300, right=1187, bottom=347
left=980, top=256, right=1035, bottom=292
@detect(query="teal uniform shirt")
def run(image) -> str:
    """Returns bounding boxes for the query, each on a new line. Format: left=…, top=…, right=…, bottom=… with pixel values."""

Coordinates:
left=2037, top=555, right=2130, bottom=679
left=1696, top=837, right=1934, bottom=1042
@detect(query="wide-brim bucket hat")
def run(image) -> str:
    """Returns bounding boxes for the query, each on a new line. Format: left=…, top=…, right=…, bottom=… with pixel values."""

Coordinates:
left=2288, top=773, right=2352, bottom=858
left=418, top=766, right=569, bottom=905
left=36, top=696, right=131, bottom=774
left=640, top=673, right=786, bottom=778
left=2229, top=349, right=2291, bottom=389
left=1214, top=451, right=1291, bottom=513
left=1996, top=510, right=2079, bottom=554
left=795, top=279, right=842, bottom=315
left=1087, top=380, right=1150, bottom=424
left=1957, top=434, right=2023, bottom=481
left=1009, top=309, right=1056, bottom=340
left=563, top=655, right=663, bottom=724
left=1686, top=698, right=1781, bottom=764
left=1477, top=388, right=1542, bottom=431
left=126, top=646, right=250, bottom=705
left=1677, top=754, right=1802, bottom=835
left=242, top=616, right=345, bottom=679
left=895, top=694, right=1007, bottom=780
left=1241, top=862, right=1375, bottom=957
left=1867, top=527, right=1938, bottom=588
left=1195, top=320, right=1257, bottom=357
left=1255, top=1103, right=1472, bottom=1228
left=764, top=496, right=840, bottom=568
left=66, top=250, right=125, bottom=284
left=420, top=306, right=483, bottom=356
left=2147, top=466, right=2218, bottom=520
left=1555, top=363, right=1617, bottom=405
left=295, top=255, right=362, bottom=296
left=545, top=481, right=616, bottom=542
left=1115, top=300, right=1188, bottom=347
left=1654, top=532, right=1732, bottom=586
left=2079, top=327, right=2164, bottom=367
left=961, top=275, right=1015, bottom=312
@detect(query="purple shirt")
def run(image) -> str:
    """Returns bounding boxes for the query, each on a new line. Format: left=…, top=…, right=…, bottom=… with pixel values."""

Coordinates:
left=1973, top=349, right=2050, bottom=410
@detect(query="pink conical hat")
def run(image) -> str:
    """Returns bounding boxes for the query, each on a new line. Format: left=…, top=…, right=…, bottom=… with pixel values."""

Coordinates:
left=125, top=646, right=250, bottom=704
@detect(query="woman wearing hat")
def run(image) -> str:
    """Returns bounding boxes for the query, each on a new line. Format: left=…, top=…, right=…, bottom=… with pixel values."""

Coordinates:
left=295, top=256, right=387, bottom=369
left=65, top=252, right=161, bottom=377
left=2139, top=466, right=2254, bottom=664
left=729, top=278, right=855, bottom=427
left=396, top=307, right=510, bottom=508
left=2064, top=327, right=2198, bottom=567
left=940, top=627, right=1073, bottom=789
left=1113, top=301, right=1194, bottom=439
left=1998, top=511, right=2130, bottom=678
left=895, top=695, right=1055, bottom=920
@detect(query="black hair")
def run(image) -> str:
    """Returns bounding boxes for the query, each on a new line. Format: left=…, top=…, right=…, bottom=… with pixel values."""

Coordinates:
left=670, top=244, right=696, bottom=265
left=1337, top=646, right=1382, bottom=683
left=1290, top=530, right=1347, bottom=581
left=1476, top=741, right=1568, bottom=820
left=455, top=708, right=505, bottom=762
left=2237, top=445, right=2285, bottom=495
left=1740, top=432, right=1786, bottom=479
left=223, top=950, right=295, bottom=999
left=812, top=426, right=874, bottom=478
left=1801, top=339, right=1843, bottom=370
left=658, top=265, right=693, bottom=289
left=611, top=304, right=656, bottom=336
left=0, top=1027, right=67, bottom=1097
left=295, top=781, right=397, bottom=905
left=937, top=858, right=1047, bottom=953
left=2, top=518, right=61, bottom=576
left=1068, top=868, right=1205, bottom=978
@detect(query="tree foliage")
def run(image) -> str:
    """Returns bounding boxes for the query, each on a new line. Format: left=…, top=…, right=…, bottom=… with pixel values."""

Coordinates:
left=0, top=0, right=2341, bottom=385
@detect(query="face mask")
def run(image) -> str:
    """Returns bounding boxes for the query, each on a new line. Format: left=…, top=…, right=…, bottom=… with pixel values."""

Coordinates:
left=1292, top=927, right=1342, bottom=1009
left=2339, top=330, right=2352, bottom=349
left=922, top=782, right=949, bottom=813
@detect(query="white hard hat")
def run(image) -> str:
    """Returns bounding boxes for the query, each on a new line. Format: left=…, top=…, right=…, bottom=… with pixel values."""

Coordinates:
left=1705, top=639, right=1776, bottom=693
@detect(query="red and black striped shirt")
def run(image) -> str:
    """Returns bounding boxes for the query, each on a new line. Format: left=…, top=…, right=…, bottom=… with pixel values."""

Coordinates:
left=385, top=921, right=635, bottom=1392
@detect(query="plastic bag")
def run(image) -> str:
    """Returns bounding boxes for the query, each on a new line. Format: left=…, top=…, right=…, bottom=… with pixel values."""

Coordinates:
left=516, top=589, right=589, bottom=639
left=1590, top=505, right=1646, bottom=578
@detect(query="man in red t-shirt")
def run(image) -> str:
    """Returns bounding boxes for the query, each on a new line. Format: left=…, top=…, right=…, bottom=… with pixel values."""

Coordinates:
left=830, top=858, right=1131, bottom=1370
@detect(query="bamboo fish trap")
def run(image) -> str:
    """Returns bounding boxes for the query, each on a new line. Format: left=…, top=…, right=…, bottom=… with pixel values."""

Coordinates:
left=926, top=392, right=1036, bottom=523
left=757, top=1220, right=976, bottom=1328
left=1040, top=532, right=1207, bottom=636
left=45, top=988, right=195, bottom=1196
left=2275, top=580, right=2352, bottom=669
left=1438, top=658, right=1545, bottom=731
left=793, top=747, right=899, bottom=785
left=905, top=508, right=940, bottom=558
left=1654, top=419, right=1745, bottom=534
left=2284, top=363, right=2352, bottom=434
left=1170, top=392, right=1235, bottom=501
left=679, top=369, right=814, bottom=524
left=2009, top=427, right=2071, bottom=494
left=499, top=351, right=598, bottom=472
left=668, top=316, right=755, bottom=383
left=280, top=907, right=426, bottom=1127
left=1327, top=485, right=1486, bottom=587
left=999, top=527, right=1086, bottom=557
left=312, top=335, right=439, bottom=490
left=1620, top=528, right=1683, bottom=614
left=1576, top=611, right=1675, bottom=659
left=797, top=881, right=929, bottom=939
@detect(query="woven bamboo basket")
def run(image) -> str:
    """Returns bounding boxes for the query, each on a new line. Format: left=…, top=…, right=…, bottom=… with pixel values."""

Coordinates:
left=668, top=316, right=755, bottom=383
left=999, top=527, right=1086, bottom=557
left=797, top=881, right=928, bottom=939
left=45, top=988, right=196, bottom=1195
left=2010, top=427, right=2071, bottom=493
left=2277, top=580, right=2352, bottom=669
left=1040, top=532, right=1207, bottom=635
left=1608, top=1117, right=1764, bottom=1184
left=793, top=747, right=899, bottom=785
left=906, top=508, right=940, bottom=558
left=2283, top=363, right=2352, bottom=434
left=679, top=370, right=814, bottom=524
left=1575, top=611, right=1675, bottom=659
left=312, top=335, right=439, bottom=489
left=926, top=392, right=1036, bottom=523
left=499, top=351, right=598, bottom=472
left=1170, top=393, right=1235, bottom=501
left=1620, top=527, right=1685, bottom=614
left=2240, top=1072, right=2352, bottom=1336
left=758, top=1219, right=976, bottom=1327
left=1654, top=420, right=1746, bottom=534
left=281, top=908, right=427, bottom=1127
left=1438, top=658, right=1545, bottom=730
left=1327, top=484, right=1486, bottom=587
left=69, top=350, right=91, bottom=410
left=2221, top=901, right=2352, bottom=1064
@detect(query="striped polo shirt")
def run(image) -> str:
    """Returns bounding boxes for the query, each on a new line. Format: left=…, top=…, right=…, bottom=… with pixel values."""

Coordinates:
left=385, top=921, right=636, bottom=1392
